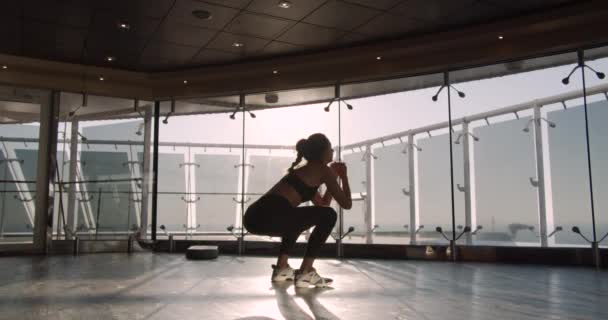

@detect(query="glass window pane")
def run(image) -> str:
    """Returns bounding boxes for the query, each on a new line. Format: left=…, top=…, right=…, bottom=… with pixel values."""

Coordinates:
left=373, top=143, right=410, bottom=244
left=76, top=119, right=144, bottom=239
left=417, top=132, right=461, bottom=245
left=340, top=73, right=448, bottom=246
left=472, top=117, right=539, bottom=245
left=342, top=150, right=366, bottom=243
left=157, top=151, right=188, bottom=235
left=0, top=92, right=41, bottom=245
left=195, top=152, right=240, bottom=235
left=585, top=47, right=608, bottom=248
left=56, top=92, right=153, bottom=240
left=160, top=98, right=242, bottom=240
left=588, top=97, right=608, bottom=248
left=0, top=127, right=39, bottom=243
left=547, top=101, right=593, bottom=246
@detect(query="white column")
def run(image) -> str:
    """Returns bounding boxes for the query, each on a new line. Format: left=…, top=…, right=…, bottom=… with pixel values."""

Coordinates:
left=33, top=91, right=57, bottom=253
left=532, top=105, right=549, bottom=247
left=540, top=108, right=555, bottom=246
left=65, top=120, right=79, bottom=239
left=462, top=122, right=473, bottom=245
left=140, top=107, right=152, bottom=238
left=364, top=145, right=373, bottom=244
left=408, top=134, right=418, bottom=244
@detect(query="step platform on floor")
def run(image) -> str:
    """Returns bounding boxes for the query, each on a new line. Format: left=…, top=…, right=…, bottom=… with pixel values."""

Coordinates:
left=186, top=245, right=219, bottom=260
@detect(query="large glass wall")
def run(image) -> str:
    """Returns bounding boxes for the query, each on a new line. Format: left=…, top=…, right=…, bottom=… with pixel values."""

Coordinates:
left=127, top=46, right=605, bottom=254
left=10, top=45, right=604, bottom=257
left=314, top=48, right=605, bottom=250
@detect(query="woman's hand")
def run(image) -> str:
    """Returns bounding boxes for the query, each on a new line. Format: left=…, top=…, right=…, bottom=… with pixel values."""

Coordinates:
left=321, top=165, right=352, bottom=209
left=330, top=162, right=347, bottom=179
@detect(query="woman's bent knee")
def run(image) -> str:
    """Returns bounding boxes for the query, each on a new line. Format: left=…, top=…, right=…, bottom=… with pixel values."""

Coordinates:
left=243, top=215, right=259, bottom=234
left=321, top=207, right=337, bottom=226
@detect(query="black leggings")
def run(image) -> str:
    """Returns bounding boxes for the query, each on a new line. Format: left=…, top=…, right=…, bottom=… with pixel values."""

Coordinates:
left=244, top=194, right=337, bottom=258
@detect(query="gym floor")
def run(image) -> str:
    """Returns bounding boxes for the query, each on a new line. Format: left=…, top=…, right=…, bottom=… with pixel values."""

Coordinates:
left=0, top=253, right=606, bottom=320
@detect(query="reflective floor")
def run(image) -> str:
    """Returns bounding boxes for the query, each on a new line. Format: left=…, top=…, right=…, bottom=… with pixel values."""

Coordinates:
left=0, top=253, right=607, bottom=320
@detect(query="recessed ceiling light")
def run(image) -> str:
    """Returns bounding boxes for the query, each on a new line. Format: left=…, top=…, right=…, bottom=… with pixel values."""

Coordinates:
left=273, top=70, right=278, bottom=74
left=183, top=80, right=188, bottom=84
left=278, top=1, right=292, bottom=9
left=376, top=56, right=382, bottom=60
left=99, top=76, right=105, bottom=81
left=106, top=56, right=115, bottom=62
left=117, top=22, right=130, bottom=30
left=498, top=35, right=504, bottom=40
left=232, top=42, right=244, bottom=48
left=192, top=10, right=213, bottom=20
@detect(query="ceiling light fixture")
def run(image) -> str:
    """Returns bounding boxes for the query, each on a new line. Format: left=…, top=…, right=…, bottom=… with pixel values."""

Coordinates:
left=1, top=65, right=7, bottom=69
left=498, top=35, right=504, bottom=40
left=278, top=1, right=292, bottom=9
left=183, top=80, right=188, bottom=84
left=99, top=76, right=105, bottom=81
left=232, top=42, right=244, bottom=48
left=117, top=22, right=130, bottom=30
left=376, top=56, right=382, bottom=60
left=192, top=10, right=213, bottom=20
left=273, top=70, right=278, bottom=74
left=106, top=56, right=115, bottom=62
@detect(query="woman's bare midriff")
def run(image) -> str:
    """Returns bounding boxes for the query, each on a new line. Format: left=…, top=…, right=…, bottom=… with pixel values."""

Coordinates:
left=267, top=183, right=302, bottom=208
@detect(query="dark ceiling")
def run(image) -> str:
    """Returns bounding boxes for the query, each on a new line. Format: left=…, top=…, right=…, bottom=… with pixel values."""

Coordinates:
left=0, top=0, right=579, bottom=72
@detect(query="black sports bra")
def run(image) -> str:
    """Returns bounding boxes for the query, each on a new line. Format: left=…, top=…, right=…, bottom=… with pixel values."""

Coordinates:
left=281, top=171, right=319, bottom=202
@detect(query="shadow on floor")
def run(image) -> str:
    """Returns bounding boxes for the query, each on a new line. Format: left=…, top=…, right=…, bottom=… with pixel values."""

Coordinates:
left=273, top=282, right=340, bottom=320
left=234, top=282, right=340, bottom=320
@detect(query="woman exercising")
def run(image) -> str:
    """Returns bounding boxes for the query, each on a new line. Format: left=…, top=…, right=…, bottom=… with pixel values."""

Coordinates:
left=244, top=133, right=352, bottom=288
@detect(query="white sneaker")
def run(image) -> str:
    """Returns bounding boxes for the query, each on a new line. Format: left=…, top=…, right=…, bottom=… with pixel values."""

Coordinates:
left=271, top=264, right=295, bottom=282
left=295, top=268, right=333, bottom=288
